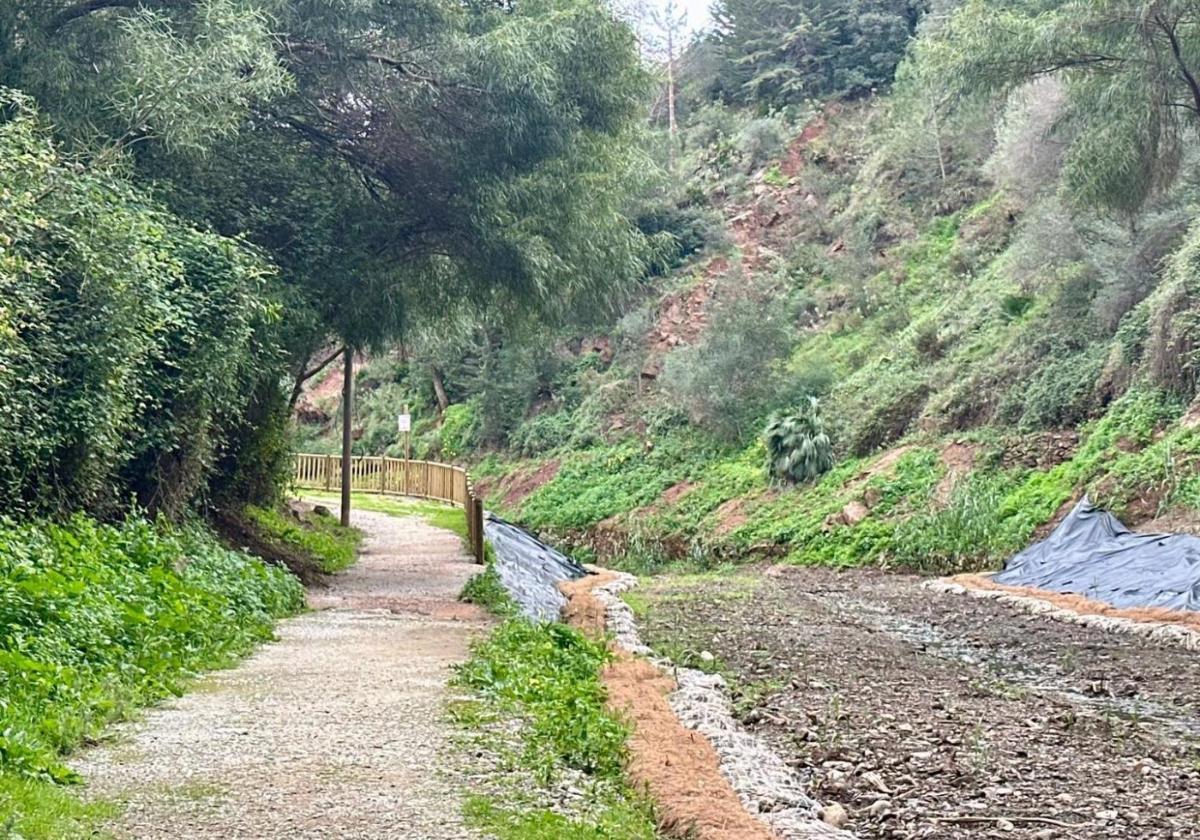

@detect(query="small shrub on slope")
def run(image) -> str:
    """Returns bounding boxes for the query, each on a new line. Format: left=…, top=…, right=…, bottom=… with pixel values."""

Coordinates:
left=764, top=398, right=835, bottom=484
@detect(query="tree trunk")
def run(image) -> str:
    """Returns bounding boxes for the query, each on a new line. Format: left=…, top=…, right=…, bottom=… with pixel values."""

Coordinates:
left=666, top=22, right=677, bottom=171
left=340, top=347, right=353, bottom=527
left=430, top=365, right=450, bottom=415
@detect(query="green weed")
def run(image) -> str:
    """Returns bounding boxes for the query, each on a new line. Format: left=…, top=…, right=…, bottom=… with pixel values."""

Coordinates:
left=451, top=618, right=657, bottom=837
left=464, top=796, right=657, bottom=840
left=459, top=555, right=516, bottom=617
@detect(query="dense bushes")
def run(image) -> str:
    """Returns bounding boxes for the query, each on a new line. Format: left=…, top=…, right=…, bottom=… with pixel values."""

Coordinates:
left=663, top=280, right=798, bottom=442
left=0, top=89, right=282, bottom=517
left=0, top=515, right=303, bottom=787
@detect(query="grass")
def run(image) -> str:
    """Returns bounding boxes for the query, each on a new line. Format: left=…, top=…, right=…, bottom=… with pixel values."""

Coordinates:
left=244, top=504, right=362, bottom=573
left=450, top=618, right=659, bottom=838
left=0, top=774, right=118, bottom=840
left=464, top=795, right=657, bottom=840
left=0, top=515, right=303, bottom=838
left=459, top=550, right=516, bottom=616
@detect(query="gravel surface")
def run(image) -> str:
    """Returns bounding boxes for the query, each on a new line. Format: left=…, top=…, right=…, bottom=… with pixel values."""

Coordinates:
left=73, top=507, right=491, bottom=839
left=638, top=565, right=1200, bottom=840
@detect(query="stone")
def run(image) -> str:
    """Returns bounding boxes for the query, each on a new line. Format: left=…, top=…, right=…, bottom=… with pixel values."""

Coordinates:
left=820, top=803, right=849, bottom=828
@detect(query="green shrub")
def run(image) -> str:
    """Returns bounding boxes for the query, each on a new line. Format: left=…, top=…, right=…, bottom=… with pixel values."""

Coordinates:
left=1016, top=344, right=1107, bottom=430
left=764, top=398, right=835, bottom=484
left=0, top=88, right=283, bottom=517
left=510, top=409, right=575, bottom=457
left=439, top=402, right=478, bottom=461
left=845, top=375, right=930, bottom=456
left=662, top=281, right=797, bottom=442
left=0, top=515, right=303, bottom=785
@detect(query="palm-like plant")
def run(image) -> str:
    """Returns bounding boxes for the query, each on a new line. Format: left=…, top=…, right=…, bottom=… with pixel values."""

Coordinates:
left=764, top=397, right=834, bottom=484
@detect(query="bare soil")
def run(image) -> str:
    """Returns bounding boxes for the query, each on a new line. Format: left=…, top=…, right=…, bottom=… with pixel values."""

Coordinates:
left=637, top=566, right=1200, bottom=840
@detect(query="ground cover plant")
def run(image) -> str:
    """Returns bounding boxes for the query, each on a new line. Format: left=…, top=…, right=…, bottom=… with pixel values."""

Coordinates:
left=0, top=515, right=303, bottom=838
left=243, top=504, right=362, bottom=574
left=450, top=619, right=659, bottom=839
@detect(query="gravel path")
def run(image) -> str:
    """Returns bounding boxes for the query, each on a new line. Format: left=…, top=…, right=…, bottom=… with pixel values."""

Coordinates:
left=73, top=507, right=491, bottom=839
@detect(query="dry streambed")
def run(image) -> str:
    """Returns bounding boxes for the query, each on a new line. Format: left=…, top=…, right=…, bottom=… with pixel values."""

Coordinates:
left=636, top=566, right=1200, bottom=840
left=561, top=571, right=850, bottom=840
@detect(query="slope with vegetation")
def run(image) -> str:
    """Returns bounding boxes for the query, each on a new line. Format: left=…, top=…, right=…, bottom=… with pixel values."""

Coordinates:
left=297, top=0, right=1200, bottom=578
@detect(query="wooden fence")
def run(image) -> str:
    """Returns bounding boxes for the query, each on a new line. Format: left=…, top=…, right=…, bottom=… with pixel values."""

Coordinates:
left=292, top=454, right=485, bottom=563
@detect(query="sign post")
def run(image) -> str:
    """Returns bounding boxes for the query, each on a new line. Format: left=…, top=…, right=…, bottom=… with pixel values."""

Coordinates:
left=398, top=410, right=411, bottom=494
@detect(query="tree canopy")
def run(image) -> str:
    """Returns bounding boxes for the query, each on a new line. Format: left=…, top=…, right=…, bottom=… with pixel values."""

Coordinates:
left=909, top=0, right=1200, bottom=213
left=0, top=0, right=663, bottom=514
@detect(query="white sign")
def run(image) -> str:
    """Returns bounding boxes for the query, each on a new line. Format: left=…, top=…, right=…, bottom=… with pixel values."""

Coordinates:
left=397, top=414, right=411, bottom=433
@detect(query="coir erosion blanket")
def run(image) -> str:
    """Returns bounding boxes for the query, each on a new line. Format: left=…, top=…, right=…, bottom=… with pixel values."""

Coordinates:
left=994, top=498, right=1200, bottom=612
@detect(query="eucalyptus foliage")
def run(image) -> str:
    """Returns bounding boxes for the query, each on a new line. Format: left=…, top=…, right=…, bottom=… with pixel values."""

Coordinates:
left=711, top=0, right=924, bottom=105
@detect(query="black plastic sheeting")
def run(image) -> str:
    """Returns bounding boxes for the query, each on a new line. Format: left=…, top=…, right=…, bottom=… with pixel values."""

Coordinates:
left=994, top=497, right=1200, bottom=612
left=484, top=513, right=590, bottom=621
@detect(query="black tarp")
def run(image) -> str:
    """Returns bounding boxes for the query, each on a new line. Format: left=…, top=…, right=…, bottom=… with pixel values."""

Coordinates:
left=484, top=513, right=590, bottom=621
left=993, top=498, right=1200, bottom=611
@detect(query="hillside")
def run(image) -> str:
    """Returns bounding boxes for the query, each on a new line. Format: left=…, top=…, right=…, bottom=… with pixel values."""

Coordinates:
left=299, top=87, right=1200, bottom=576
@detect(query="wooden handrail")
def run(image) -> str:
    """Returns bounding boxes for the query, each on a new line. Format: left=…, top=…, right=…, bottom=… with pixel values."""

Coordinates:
left=292, top=453, right=485, bottom=563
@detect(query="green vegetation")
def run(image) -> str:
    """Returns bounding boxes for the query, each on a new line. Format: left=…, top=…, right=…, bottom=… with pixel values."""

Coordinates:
left=451, top=619, right=657, bottom=838
left=764, top=398, right=835, bottom=485
left=0, top=515, right=303, bottom=837
left=459, top=555, right=515, bottom=616
left=243, top=505, right=363, bottom=574
left=0, top=88, right=281, bottom=518
left=0, top=774, right=117, bottom=840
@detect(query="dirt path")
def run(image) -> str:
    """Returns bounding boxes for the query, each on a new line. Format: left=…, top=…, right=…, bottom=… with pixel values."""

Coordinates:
left=638, top=566, right=1200, bottom=840
left=73, top=508, right=490, bottom=839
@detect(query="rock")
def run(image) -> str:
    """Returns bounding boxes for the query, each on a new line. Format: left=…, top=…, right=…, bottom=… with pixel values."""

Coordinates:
left=1034, top=831, right=1055, bottom=840
left=867, top=799, right=892, bottom=817
left=996, top=818, right=1015, bottom=831
left=820, top=803, right=848, bottom=828
left=862, top=770, right=891, bottom=794
left=840, top=500, right=870, bottom=526
left=312, top=504, right=333, bottom=518
left=698, top=650, right=715, bottom=663
left=1096, top=809, right=1119, bottom=822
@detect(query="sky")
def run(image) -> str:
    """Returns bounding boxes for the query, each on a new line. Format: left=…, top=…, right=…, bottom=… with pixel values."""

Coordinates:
left=619, top=0, right=715, bottom=47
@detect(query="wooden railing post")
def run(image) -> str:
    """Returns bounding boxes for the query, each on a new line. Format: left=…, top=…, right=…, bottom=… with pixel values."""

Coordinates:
left=472, top=496, right=484, bottom=564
